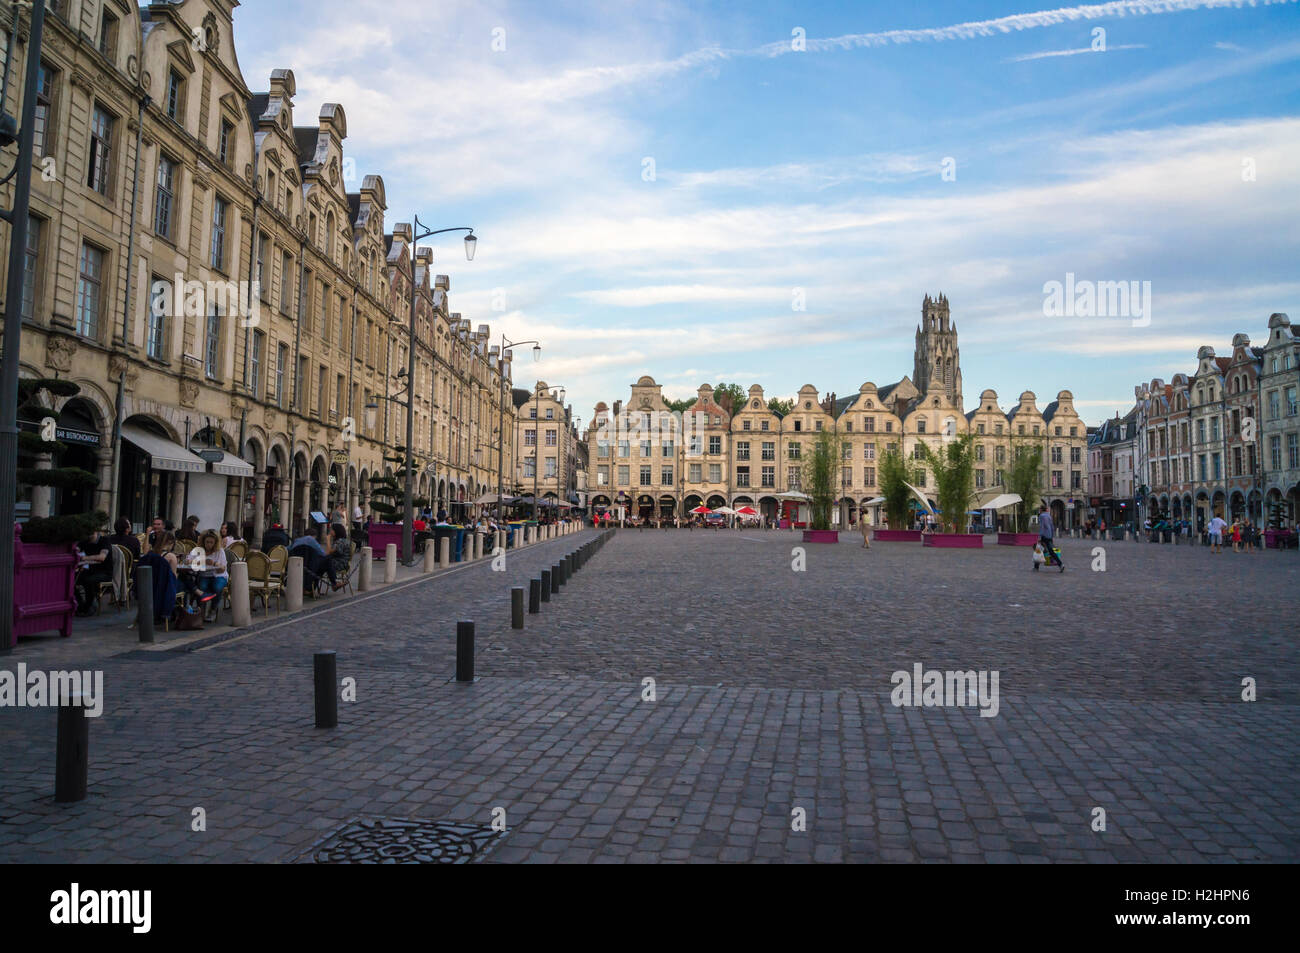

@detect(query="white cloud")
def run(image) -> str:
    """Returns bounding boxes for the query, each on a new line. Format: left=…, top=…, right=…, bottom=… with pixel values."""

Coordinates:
left=1005, top=43, right=1146, bottom=61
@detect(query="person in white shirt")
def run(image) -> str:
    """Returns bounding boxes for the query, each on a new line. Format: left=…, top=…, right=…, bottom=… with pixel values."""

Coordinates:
left=1207, top=514, right=1228, bottom=554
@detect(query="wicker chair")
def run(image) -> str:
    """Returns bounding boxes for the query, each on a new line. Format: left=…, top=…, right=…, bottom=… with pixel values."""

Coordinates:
left=245, top=551, right=283, bottom=614
left=227, top=540, right=247, bottom=561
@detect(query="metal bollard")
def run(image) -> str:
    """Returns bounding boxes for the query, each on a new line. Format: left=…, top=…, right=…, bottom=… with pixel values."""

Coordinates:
left=385, top=543, right=397, bottom=583
left=229, top=559, right=251, bottom=627
left=456, top=621, right=475, bottom=681
left=286, top=556, right=304, bottom=612
left=529, top=578, right=541, bottom=614
left=54, top=691, right=89, bottom=803
left=511, top=587, right=524, bottom=629
left=359, top=546, right=373, bottom=591
left=554, top=562, right=565, bottom=588
left=135, top=564, right=154, bottom=643
left=541, top=569, right=552, bottom=601
left=314, top=651, right=338, bottom=728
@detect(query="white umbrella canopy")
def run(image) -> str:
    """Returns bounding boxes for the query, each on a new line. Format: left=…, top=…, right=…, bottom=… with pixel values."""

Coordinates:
left=979, top=493, right=1023, bottom=510
left=778, top=490, right=810, bottom=501
left=713, top=506, right=737, bottom=515
left=474, top=492, right=509, bottom=505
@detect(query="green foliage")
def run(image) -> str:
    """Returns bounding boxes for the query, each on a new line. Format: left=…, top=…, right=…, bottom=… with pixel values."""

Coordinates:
left=801, top=429, right=843, bottom=532
left=19, top=510, right=109, bottom=545
left=1006, top=441, right=1044, bottom=532
left=18, top=431, right=62, bottom=455
left=921, top=434, right=977, bottom=534
left=18, top=377, right=81, bottom=400
left=767, top=397, right=793, bottom=416
left=366, top=452, right=410, bottom=522
left=665, top=397, right=697, bottom=413
left=17, top=467, right=100, bottom=490
left=878, top=448, right=922, bottom=530
left=712, top=383, right=747, bottom=417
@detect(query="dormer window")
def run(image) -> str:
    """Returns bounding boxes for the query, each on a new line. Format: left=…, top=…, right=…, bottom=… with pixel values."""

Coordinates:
left=99, top=8, right=118, bottom=60
left=166, top=69, right=184, bottom=122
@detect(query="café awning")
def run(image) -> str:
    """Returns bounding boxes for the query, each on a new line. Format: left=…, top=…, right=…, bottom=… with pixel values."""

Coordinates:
left=207, top=451, right=254, bottom=477
left=121, top=423, right=206, bottom=473
left=979, top=493, right=1023, bottom=510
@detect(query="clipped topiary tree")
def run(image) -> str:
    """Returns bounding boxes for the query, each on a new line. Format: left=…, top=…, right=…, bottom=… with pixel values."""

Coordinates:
left=15, top=378, right=101, bottom=542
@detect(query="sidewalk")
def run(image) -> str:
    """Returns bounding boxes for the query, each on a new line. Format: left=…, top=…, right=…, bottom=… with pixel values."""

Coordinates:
left=5, top=527, right=587, bottom=670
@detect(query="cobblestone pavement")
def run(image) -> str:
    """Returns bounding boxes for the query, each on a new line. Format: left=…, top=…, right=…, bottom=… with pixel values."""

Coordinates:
left=1, top=529, right=1296, bottom=863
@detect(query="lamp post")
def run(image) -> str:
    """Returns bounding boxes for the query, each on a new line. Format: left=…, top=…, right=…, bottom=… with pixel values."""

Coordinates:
left=0, top=0, right=47, bottom=653
left=498, top=336, right=541, bottom=523
left=400, top=218, right=475, bottom=563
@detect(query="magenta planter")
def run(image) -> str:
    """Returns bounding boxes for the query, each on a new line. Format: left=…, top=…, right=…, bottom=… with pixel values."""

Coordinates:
left=923, top=533, right=984, bottom=548
left=801, top=530, right=840, bottom=544
left=11, top=524, right=77, bottom=646
left=366, top=522, right=405, bottom=560
left=997, top=532, right=1040, bottom=546
left=873, top=529, right=923, bottom=542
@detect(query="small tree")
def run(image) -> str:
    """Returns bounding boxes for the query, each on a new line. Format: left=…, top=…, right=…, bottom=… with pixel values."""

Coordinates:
left=767, top=397, right=793, bottom=416
left=921, top=434, right=977, bottom=534
left=801, top=429, right=842, bottom=531
left=1006, top=441, right=1044, bottom=532
left=712, top=382, right=747, bottom=417
left=367, top=448, right=429, bottom=522
left=878, top=447, right=922, bottom=530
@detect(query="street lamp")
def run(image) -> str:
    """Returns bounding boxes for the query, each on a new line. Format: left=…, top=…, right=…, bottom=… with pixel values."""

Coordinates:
left=497, top=336, right=541, bottom=522
left=400, top=216, right=476, bottom=564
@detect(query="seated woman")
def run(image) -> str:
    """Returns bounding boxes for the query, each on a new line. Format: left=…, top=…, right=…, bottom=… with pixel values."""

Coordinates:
left=196, top=530, right=229, bottom=621
left=219, top=522, right=242, bottom=548
left=138, top=532, right=180, bottom=626
left=325, top=523, right=353, bottom=591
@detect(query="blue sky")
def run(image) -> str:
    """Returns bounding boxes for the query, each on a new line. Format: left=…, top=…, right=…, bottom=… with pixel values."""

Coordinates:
left=231, top=0, right=1300, bottom=427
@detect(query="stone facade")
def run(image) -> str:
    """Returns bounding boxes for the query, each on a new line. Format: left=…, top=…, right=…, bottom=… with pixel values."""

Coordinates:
left=512, top=381, right=576, bottom=506
left=2, top=0, right=513, bottom=535
left=584, top=296, right=1088, bottom=527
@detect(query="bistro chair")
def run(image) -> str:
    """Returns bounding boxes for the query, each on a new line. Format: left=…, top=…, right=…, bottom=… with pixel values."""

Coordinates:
left=227, top=540, right=247, bottom=561
left=98, top=543, right=134, bottom=613
left=244, top=551, right=282, bottom=614
left=267, top=544, right=288, bottom=585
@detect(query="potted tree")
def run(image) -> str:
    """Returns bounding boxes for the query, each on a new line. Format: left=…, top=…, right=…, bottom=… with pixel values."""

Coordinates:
left=366, top=449, right=423, bottom=561
left=874, top=447, right=924, bottom=541
left=11, top=378, right=105, bottom=646
left=921, top=434, right=983, bottom=548
left=801, top=429, right=842, bottom=543
left=998, top=442, right=1043, bottom=546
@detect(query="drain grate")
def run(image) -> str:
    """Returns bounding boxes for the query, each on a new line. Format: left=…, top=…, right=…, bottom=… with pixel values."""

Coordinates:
left=303, top=816, right=508, bottom=864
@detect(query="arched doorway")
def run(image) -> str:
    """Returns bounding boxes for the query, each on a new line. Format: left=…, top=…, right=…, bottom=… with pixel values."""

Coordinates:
left=118, top=415, right=187, bottom=530
left=636, top=494, right=654, bottom=520
left=706, top=494, right=726, bottom=510
left=658, top=494, right=675, bottom=519
left=54, top=398, right=103, bottom=517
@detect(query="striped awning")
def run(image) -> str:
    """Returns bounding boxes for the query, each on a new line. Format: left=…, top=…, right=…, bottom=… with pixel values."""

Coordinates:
left=208, top=451, right=254, bottom=477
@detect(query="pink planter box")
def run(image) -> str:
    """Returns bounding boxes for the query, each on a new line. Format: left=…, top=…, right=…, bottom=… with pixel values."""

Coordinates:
left=366, top=522, right=405, bottom=560
left=923, top=533, right=985, bottom=548
left=873, top=529, right=923, bottom=542
left=12, top=524, right=77, bottom=646
left=801, top=530, right=839, bottom=544
left=997, top=532, right=1040, bottom=546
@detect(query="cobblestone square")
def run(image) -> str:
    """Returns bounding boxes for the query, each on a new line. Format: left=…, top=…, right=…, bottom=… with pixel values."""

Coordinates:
left=1, top=529, right=1296, bottom=863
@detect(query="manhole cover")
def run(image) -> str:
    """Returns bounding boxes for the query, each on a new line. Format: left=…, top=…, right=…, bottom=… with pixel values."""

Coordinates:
left=302, top=816, right=508, bottom=864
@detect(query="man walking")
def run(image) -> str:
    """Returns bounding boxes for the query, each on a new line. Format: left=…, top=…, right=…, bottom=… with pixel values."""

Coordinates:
left=1207, top=512, right=1227, bottom=554
left=1035, top=503, right=1063, bottom=572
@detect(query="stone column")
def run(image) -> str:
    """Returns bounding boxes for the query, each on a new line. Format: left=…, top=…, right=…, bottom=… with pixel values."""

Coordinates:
left=94, top=448, right=113, bottom=518
left=300, top=480, right=315, bottom=536
left=169, top=475, right=186, bottom=529
left=253, top=474, right=267, bottom=542
left=224, top=476, right=240, bottom=524
left=28, top=453, right=53, bottom=518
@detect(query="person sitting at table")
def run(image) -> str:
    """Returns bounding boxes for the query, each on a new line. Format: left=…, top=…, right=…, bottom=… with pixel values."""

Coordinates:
left=74, top=527, right=114, bottom=616
left=107, top=516, right=142, bottom=560
left=138, top=532, right=179, bottom=626
left=194, top=530, right=229, bottom=620
left=261, top=522, right=291, bottom=553
left=218, top=521, right=242, bottom=548
left=413, top=514, right=428, bottom=532
left=325, top=523, right=353, bottom=591
left=146, top=515, right=166, bottom=547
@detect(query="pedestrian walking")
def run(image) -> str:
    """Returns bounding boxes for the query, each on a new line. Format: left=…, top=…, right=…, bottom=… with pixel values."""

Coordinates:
left=860, top=518, right=871, bottom=549
left=1034, top=503, right=1063, bottom=572
left=1207, top=513, right=1227, bottom=554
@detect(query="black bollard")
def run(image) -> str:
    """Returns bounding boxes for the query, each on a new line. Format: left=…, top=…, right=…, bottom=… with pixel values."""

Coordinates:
left=541, top=569, right=552, bottom=600
left=314, top=651, right=338, bottom=729
left=456, top=621, right=475, bottom=681
left=511, top=587, right=524, bottom=629
left=554, top=561, right=566, bottom=588
left=529, top=578, right=541, bottom=614
left=54, top=692, right=88, bottom=803
left=135, top=564, right=154, bottom=644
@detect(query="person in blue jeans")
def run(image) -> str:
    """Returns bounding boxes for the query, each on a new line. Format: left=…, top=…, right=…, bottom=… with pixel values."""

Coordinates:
left=1035, top=503, right=1064, bottom=572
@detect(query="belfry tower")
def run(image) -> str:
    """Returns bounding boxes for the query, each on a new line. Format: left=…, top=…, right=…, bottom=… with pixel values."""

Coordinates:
left=913, top=293, right=962, bottom=408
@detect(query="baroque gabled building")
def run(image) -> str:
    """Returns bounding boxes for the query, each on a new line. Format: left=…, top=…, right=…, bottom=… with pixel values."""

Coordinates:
left=584, top=296, right=1088, bottom=528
